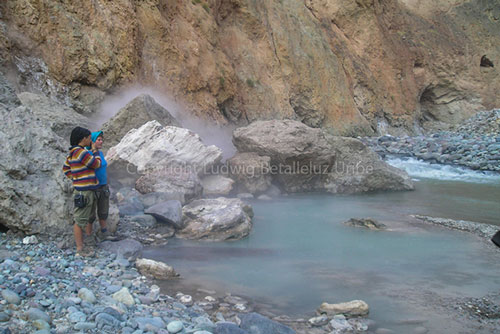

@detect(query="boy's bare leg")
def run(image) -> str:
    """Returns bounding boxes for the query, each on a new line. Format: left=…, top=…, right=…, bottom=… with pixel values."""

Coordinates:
left=99, top=219, right=107, bottom=231
left=74, top=223, right=84, bottom=252
left=85, top=222, right=93, bottom=236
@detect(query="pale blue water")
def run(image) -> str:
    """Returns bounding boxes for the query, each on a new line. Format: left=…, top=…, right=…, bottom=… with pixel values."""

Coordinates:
left=144, top=162, right=500, bottom=333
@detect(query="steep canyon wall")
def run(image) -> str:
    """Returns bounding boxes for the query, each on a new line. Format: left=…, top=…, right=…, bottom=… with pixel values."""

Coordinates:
left=0, top=0, right=498, bottom=135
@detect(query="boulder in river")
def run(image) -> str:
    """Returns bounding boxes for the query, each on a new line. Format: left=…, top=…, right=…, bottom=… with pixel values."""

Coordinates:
left=232, top=120, right=413, bottom=193
left=177, top=198, right=253, bottom=241
left=343, top=218, right=387, bottom=230
left=135, top=258, right=179, bottom=279
left=318, top=300, right=370, bottom=317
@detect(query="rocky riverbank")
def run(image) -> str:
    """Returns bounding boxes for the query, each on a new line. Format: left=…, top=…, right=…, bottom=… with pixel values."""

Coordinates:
left=362, top=109, right=500, bottom=172
left=0, top=231, right=381, bottom=334
left=0, top=231, right=301, bottom=334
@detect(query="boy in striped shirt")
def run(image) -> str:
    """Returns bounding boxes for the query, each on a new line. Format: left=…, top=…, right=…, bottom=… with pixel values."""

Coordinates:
left=63, top=127, right=101, bottom=256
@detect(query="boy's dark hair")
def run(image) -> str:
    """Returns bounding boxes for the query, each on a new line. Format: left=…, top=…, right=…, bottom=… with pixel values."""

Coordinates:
left=70, top=126, right=91, bottom=146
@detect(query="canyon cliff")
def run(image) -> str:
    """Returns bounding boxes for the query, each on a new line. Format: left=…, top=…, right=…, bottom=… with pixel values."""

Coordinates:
left=0, top=0, right=498, bottom=135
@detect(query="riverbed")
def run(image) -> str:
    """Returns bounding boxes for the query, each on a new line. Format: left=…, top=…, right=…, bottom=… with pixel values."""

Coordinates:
left=143, top=158, right=500, bottom=333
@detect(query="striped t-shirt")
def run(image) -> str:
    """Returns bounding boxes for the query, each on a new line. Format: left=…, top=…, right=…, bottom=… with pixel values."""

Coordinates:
left=62, top=146, right=102, bottom=191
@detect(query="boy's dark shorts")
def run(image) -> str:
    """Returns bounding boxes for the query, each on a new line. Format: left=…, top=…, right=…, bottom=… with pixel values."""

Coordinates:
left=73, top=190, right=96, bottom=228
left=94, top=184, right=110, bottom=220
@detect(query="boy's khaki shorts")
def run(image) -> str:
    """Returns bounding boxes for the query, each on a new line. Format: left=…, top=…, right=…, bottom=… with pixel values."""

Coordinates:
left=73, top=190, right=96, bottom=228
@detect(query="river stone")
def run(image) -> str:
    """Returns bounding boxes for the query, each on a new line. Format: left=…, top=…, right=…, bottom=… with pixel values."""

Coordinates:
left=318, top=300, right=369, bottom=317
left=22, top=235, right=38, bottom=244
left=193, top=316, right=216, bottom=332
left=101, top=94, right=180, bottom=148
left=26, top=308, right=51, bottom=323
left=178, top=198, right=253, bottom=241
left=78, top=288, right=96, bottom=304
left=1, top=289, right=21, bottom=305
left=227, top=152, right=272, bottom=194
left=112, top=287, right=135, bottom=306
left=128, top=214, right=157, bottom=228
left=239, top=313, right=295, bottom=334
left=329, top=314, right=353, bottom=332
left=167, top=320, right=184, bottom=333
left=215, top=322, right=249, bottom=334
left=201, top=175, right=235, bottom=196
left=74, top=322, right=96, bottom=331
left=344, top=218, right=387, bottom=230
left=144, top=200, right=183, bottom=228
left=135, top=258, right=179, bottom=279
left=135, top=317, right=166, bottom=330
left=308, top=315, right=329, bottom=327
left=68, top=311, right=87, bottom=323
left=33, top=319, right=50, bottom=330
left=0, top=312, right=9, bottom=322
left=233, top=120, right=413, bottom=194
left=101, top=307, right=124, bottom=321
left=117, top=196, right=144, bottom=217
left=95, top=312, right=121, bottom=328
left=106, top=120, right=222, bottom=187
left=99, top=239, right=143, bottom=260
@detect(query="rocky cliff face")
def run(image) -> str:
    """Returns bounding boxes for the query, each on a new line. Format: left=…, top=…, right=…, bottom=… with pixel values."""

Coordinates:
left=1, top=0, right=498, bottom=135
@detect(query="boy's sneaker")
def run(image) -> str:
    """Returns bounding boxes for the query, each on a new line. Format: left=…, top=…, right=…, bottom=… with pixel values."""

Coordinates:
left=97, top=229, right=118, bottom=241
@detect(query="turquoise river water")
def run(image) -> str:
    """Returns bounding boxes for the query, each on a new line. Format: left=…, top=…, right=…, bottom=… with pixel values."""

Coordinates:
left=143, top=158, right=500, bottom=333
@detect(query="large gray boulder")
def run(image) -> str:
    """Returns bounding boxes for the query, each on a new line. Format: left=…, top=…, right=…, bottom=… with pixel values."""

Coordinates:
left=227, top=152, right=272, bottom=194
left=177, top=198, right=253, bottom=241
left=106, top=120, right=222, bottom=189
left=233, top=120, right=413, bottom=193
left=0, top=75, right=73, bottom=233
left=144, top=200, right=183, bottom=229
left=101, top=94, right=180, bottom=148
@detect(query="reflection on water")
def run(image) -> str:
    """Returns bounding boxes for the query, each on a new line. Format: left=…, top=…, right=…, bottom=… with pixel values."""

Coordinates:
left=143, top=178, right=500, bottom=333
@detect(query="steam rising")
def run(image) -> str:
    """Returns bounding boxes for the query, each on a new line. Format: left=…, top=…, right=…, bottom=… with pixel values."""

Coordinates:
left=90, top=86, right=236, bottom=160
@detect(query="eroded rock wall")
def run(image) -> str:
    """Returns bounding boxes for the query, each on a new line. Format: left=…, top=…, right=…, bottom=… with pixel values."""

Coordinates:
left=1, top=0, right=498, bottom=135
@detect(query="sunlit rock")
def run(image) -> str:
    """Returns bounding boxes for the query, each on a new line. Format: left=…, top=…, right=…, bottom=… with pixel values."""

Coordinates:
left=318, top=300, right=369, bottom=317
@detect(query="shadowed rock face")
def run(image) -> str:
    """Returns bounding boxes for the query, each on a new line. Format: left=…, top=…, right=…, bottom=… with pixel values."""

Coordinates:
left=232, top=120, right=414, bottom=193
left=1, top=0, right=499, bottom=135
left=0, top=73, right=73, bottom=233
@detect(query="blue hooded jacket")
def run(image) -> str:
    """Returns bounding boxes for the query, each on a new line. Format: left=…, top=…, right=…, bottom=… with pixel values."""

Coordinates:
left=90, top=131, right=108, bottom=185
